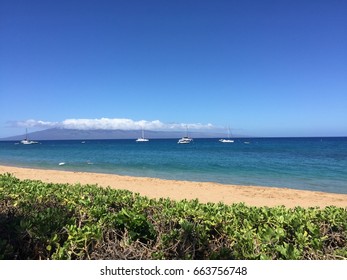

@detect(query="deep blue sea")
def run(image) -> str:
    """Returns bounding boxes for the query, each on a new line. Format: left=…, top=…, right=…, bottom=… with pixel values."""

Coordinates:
left=0, top=137, right=346, bottom=194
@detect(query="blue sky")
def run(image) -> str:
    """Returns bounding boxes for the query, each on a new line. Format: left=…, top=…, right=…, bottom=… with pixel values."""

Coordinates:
left=1, top=0, right=346, bottom=137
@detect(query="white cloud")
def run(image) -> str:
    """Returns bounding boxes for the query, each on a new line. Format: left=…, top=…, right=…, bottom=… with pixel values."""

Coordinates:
left=14, top=118, right=215, bottom=131
left=15, top=119, right=58, bottom=128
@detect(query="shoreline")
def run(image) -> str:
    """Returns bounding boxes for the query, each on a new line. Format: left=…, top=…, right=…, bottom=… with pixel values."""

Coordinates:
left=1, top=164, right=346, bottom=208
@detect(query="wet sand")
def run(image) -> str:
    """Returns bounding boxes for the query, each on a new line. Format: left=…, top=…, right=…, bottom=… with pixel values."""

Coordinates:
left=1, top=165, right=346, bottom=208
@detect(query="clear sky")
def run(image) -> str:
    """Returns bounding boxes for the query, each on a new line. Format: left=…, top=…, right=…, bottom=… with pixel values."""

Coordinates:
left=1, top=0, right=346, bottom=138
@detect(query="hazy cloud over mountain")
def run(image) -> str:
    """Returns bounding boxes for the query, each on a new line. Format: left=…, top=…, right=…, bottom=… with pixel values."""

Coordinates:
left=12, top=118, right=215, bottom=131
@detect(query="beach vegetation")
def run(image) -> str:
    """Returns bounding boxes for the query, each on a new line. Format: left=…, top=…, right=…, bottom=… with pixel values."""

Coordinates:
left=0, top=173, right=346, bottom=260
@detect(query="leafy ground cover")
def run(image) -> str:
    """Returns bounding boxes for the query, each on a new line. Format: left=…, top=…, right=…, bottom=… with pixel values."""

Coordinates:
left=0, top=173, right=346, bottom=260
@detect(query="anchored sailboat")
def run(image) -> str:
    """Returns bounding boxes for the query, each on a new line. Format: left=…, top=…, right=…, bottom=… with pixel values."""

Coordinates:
left=219, top=126, right=234, bottom=143
left=136, top=128, right=149, bottom=142
left=21, top=129, right=38, bottom=145
left=178, top=126, right=193, bottom=144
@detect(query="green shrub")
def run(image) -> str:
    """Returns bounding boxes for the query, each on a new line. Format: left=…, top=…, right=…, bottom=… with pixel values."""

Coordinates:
left=0, top=173, right=346, bottom=260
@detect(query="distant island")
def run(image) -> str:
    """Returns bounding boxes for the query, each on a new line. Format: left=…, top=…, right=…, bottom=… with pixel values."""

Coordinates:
left=0, top=128, right=230, bottom=141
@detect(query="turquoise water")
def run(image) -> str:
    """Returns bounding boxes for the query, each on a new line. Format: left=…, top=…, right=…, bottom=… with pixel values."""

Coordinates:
left=0, top=137, right=346, bottom=194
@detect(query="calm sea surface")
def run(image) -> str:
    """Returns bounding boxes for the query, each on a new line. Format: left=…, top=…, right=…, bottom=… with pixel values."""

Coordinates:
left=0, top=137, right=346, bottom=194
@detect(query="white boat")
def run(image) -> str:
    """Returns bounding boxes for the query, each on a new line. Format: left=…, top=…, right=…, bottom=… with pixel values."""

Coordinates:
left=219, top=126, right=234, bottom=143
left=136, top=128, right=149, bottom=142
left=21, top=129, right=38, bottom=145
left=178, top=126, right=193, bottom=144
left=219, top=139, right=234, bottom=143
left=178, top=136, right=193, bottom=144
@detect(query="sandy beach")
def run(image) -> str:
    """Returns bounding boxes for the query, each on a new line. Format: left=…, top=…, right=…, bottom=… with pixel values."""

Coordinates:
left=1, top=165, right=346, bottom=208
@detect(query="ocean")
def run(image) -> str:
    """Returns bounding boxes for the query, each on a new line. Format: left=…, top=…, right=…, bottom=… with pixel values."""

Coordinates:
left=0, top=137, right=346, bottom=194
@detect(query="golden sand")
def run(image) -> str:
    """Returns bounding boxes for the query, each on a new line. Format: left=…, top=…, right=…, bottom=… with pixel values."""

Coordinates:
left=1, top=165, right=346, bottom=208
